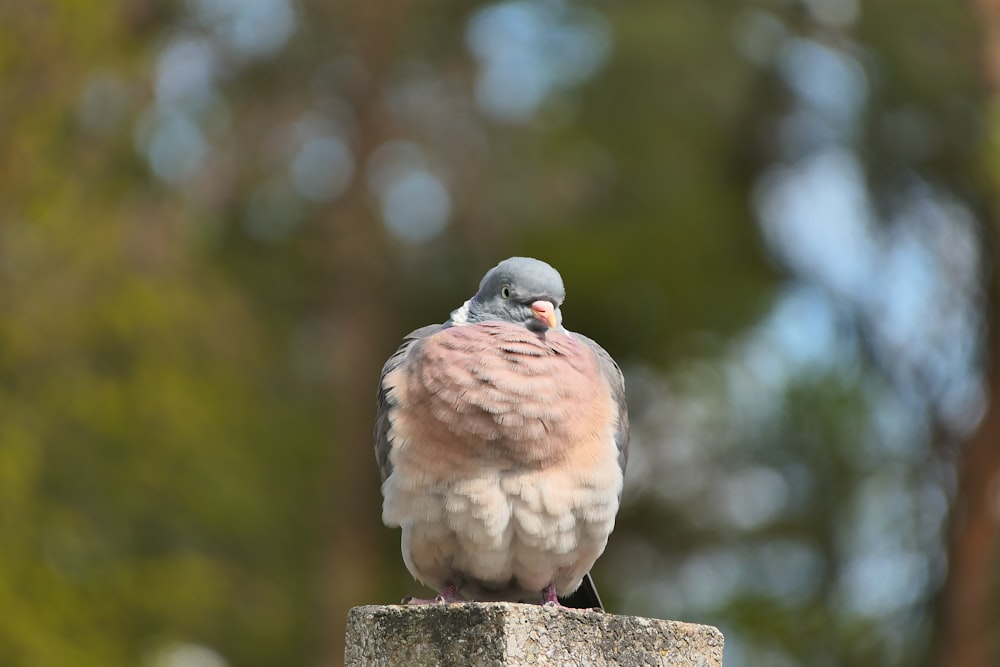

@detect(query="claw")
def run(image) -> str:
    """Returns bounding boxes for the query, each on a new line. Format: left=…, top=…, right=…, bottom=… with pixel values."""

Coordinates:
left=403, top=582, right=461, bottom=605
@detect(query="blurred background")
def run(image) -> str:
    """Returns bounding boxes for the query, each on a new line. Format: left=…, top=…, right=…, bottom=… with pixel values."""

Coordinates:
left=1, top=1, right=998, bottom=666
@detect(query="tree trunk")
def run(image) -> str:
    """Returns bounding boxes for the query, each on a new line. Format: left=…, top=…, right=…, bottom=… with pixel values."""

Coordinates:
left=931, top=4, right=1000, bottom=655
left=933, top=321, right=1000, bottom=667
left=318, top=3, right=410, bottom=665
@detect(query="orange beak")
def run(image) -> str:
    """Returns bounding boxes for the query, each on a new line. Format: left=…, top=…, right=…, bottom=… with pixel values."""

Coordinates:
left=531, top=300, right=558, bottom=329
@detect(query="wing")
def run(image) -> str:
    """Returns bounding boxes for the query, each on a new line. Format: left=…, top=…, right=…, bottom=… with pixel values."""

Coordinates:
left=566, top=334, right=628, bottom=613
left=573, top=332, right=629, bottom=480
left=374, top=323, right=447, bottom=483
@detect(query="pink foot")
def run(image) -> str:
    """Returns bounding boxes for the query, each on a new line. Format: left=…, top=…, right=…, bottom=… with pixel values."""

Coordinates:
left=541, top=583, right=567, bottom=608
left=403, top=582, right=461, bottom=605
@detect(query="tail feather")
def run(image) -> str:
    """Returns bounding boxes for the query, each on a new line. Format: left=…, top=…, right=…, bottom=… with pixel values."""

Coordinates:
left=558, top=572, right=604, bottom=610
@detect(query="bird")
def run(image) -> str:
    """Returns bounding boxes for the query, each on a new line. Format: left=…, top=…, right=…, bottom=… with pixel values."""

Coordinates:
left=374, top=257, right=629, bottom=609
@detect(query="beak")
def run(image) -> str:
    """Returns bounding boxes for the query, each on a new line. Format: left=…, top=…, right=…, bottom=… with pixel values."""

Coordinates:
left=531, top=300, right=558, bottom=329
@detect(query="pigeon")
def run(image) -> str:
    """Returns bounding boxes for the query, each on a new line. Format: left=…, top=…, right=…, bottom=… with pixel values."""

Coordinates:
left=375, top=257, right=629, bottom=609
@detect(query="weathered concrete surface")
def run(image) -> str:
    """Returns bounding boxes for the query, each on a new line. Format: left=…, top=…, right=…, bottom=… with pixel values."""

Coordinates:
left=345, top=602, right=724, bottom=667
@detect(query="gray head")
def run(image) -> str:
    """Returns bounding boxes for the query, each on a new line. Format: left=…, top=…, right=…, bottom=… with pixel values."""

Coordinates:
left=450, top=257, right=566, bottom=332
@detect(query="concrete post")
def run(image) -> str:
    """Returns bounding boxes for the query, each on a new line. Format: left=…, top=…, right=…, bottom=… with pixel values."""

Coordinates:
left=345, top=602, right=724, bottom=666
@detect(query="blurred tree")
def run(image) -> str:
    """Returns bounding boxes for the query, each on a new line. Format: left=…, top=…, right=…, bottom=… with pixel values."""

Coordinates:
left=931, top=3, right=1000, bottom=666
left=0, top=3, right=327, bottom=665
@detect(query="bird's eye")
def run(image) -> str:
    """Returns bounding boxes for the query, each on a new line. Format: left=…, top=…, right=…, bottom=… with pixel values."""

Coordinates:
left=500, top=284, right=512, bottom=299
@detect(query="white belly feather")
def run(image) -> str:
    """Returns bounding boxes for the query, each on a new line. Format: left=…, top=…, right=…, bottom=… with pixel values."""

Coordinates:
left=383, top=462, right=622, bottom=600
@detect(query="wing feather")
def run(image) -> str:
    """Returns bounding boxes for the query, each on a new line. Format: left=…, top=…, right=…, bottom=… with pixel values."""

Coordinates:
left=572, top=332, right=629, bottom=479
left=374, top=323, right=446, bottom=483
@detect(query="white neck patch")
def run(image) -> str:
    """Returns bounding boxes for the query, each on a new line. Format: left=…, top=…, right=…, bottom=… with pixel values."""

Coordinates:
left=448, top=299, right=473, bottom=326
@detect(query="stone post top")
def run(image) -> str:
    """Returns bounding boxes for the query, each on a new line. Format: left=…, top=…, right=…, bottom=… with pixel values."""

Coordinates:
left=346, top=602, right=724, bottom=667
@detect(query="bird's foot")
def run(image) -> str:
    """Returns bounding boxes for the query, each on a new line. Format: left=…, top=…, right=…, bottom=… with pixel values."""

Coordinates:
left=401, top=596, right=439, bottom=605
left=541, top=583, right=567, bottom=608
left=402, top=582, right=461, bottom=605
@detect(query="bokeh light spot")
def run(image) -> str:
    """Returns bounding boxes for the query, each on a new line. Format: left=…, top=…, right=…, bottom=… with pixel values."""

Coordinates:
left=290, top=136, right=354, bottom=202
left=380, top=170, right=451, bottom=244
left=189, top=0, right=295, bottom=59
